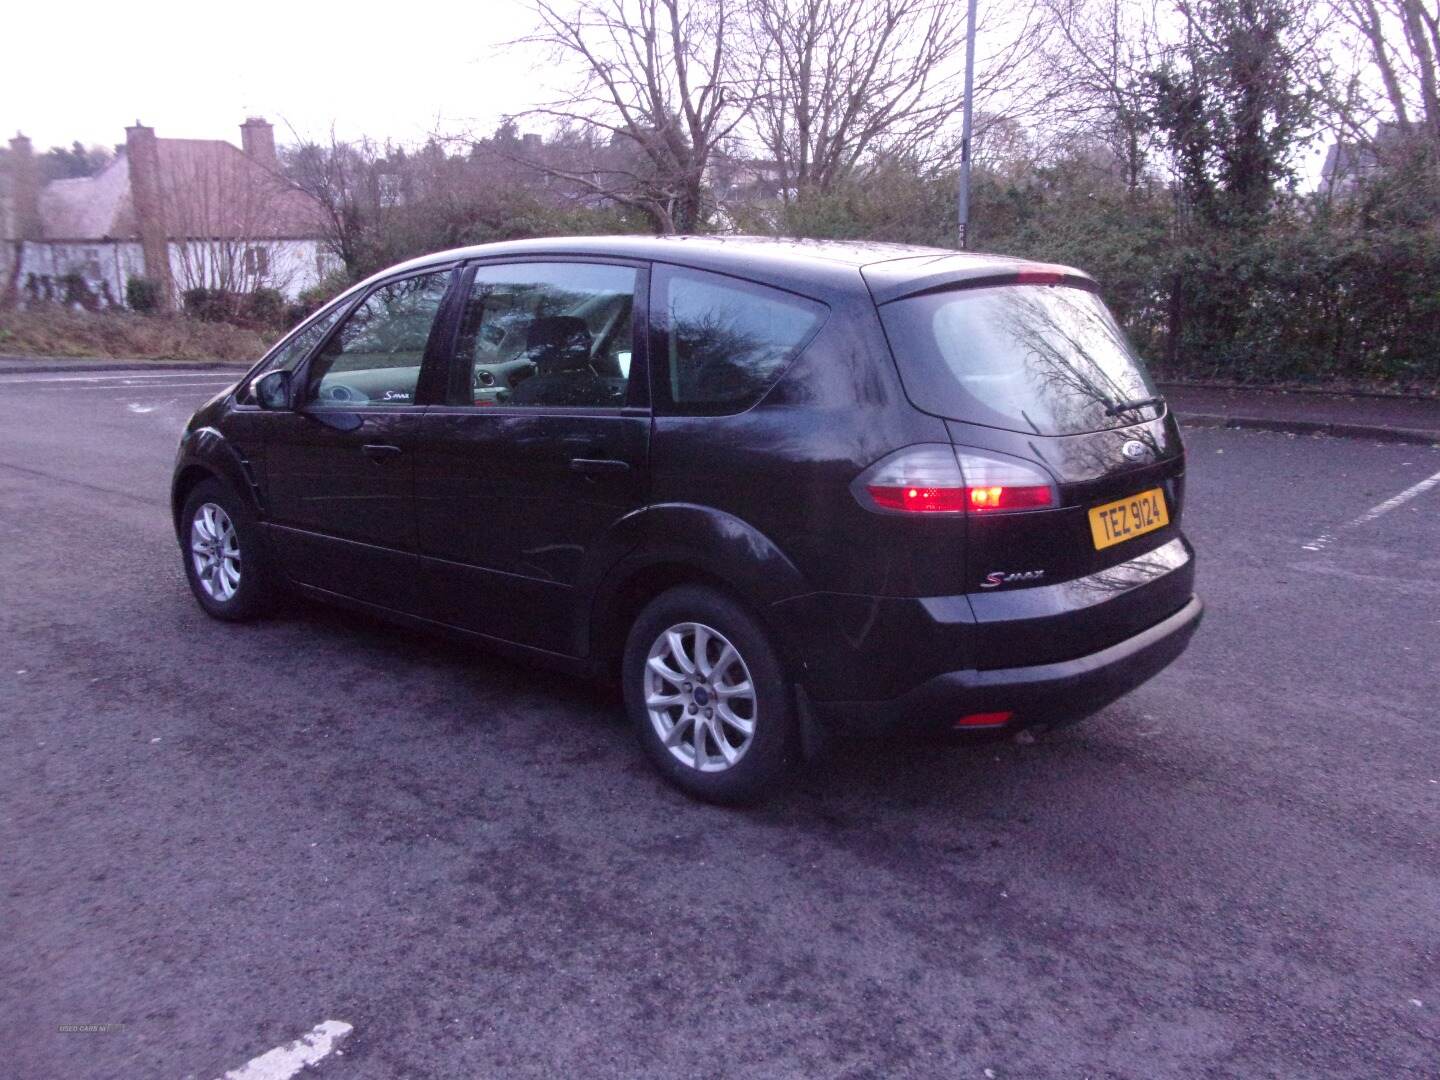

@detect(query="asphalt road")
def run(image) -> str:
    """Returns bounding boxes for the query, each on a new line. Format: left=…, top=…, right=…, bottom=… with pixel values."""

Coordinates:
left=2, top=368, right=1437, bottom=1080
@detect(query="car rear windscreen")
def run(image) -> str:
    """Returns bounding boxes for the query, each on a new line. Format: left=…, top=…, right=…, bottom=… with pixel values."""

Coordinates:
left=878, top=284, right=1160, bottom=436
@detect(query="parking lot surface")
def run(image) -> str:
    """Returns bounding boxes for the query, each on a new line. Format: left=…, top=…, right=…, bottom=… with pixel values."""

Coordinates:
left=2, top=368, right=1437, bottom=1079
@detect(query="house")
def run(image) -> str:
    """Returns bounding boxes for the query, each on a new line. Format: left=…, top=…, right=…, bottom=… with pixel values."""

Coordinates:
left=1, top=118, right=338, bottom=308
left=1320, top=122, right=1407, bottom=195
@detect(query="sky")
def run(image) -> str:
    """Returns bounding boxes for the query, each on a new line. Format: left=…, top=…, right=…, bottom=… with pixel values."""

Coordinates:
left=2, top=0, right=549, bottom=151
left=4, top=0, right=1337, bottom=185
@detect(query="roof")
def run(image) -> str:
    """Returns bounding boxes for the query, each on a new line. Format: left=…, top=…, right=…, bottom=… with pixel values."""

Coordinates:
left=352, top=234, right=1084, bottom=305
left=36, top=138, right=324, bottom=241
left=41, top=159, right=132, bottom=238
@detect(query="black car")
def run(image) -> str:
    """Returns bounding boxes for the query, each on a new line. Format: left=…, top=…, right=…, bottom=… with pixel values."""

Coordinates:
left=172, top=236, right=1202, bottom=802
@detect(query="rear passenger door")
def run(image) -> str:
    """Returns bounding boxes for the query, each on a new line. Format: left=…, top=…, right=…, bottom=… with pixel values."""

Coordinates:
left=413, top=259, right=650, bottom=654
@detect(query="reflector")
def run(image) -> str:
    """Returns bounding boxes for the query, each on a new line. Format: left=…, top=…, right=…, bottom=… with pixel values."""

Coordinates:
left=954, top=711, right=1014, bottom=728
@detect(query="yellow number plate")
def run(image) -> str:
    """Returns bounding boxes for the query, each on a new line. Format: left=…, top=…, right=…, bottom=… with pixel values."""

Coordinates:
left=1088, top=487, right=1169, bottom=550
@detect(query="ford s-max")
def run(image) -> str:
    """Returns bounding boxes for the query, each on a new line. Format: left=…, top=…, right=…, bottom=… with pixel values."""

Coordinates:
left=172, top=236, right=1202, bottom=802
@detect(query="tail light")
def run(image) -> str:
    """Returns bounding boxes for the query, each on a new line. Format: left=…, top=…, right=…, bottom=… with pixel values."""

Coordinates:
left=853, top=444, right=1057, bottom=515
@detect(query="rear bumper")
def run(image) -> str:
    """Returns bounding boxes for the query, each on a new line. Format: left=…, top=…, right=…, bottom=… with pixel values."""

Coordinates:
left=810, top=594, right=1204, bottom=736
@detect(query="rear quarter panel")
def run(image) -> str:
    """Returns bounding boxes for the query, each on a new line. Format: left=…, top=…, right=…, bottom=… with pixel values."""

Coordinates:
left=647, top=299, right=966, bottom=599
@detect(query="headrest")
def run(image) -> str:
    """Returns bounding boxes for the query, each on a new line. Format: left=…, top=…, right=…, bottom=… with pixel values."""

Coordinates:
left=524, top=316, right=592, bottom=372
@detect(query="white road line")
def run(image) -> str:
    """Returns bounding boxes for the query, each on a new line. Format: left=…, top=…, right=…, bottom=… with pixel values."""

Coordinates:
left=6, top=381, right=233, bottom=392
left=217, top=1020, right=352, bottom=1080
left=1302, top=467, right=1440, bottom=551
left=0, top=371, right=238, bottom=384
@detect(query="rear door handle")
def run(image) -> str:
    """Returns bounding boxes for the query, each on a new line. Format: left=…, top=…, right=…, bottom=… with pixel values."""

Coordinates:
left=362, top=443, right=403, bottom=462
left=569, top=457, right=631, bottom=476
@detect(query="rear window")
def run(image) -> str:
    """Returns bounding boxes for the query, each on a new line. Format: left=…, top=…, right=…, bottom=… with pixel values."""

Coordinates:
left=878, top=284, right=1159, bottom=435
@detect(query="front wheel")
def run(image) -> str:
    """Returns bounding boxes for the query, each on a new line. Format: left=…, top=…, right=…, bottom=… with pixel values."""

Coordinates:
left=623, top=585, right=796, bottom=804
left=180, top=478, right=278, bottom=621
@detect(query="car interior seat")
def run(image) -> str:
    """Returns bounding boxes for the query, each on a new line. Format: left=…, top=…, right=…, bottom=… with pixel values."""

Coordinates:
left=508, top=315, right=625, bottom=407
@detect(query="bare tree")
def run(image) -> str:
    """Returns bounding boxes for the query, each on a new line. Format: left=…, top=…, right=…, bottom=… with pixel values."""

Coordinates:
left=514, top=0, right=748, bottom=231
left=740, top=0, right=1051, bottom=198
left=283, top=131, right=390, bottom=275
left=1333, top=0, right=1440, bottom=147
left=1034, top=0, right=1166, bottom=190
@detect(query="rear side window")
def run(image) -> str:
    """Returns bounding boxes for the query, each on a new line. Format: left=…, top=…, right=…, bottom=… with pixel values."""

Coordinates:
left=654, top=265, right=826, bottom=415
left=878, top=284, right=1159, bottom=436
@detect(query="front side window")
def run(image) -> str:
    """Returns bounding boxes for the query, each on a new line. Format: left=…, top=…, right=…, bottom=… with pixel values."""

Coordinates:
left=656, top=266, right=826, bottom=415
left=453, top=262, right=638, bottom=409
left=237, top=301, right=347, bottom=404
left=307, top=270, right=451, bottom=408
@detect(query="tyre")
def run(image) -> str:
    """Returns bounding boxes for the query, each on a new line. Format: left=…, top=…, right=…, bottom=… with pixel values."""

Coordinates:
left=622, top=584, right=796, bottom=804
left=180, top=478, right=278, bottom=621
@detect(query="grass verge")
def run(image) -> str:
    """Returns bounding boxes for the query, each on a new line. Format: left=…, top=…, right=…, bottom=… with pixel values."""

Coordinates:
left=0, top=306, right=274, bottom=363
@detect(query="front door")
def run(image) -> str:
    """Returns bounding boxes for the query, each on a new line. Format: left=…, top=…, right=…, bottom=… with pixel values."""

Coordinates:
left=413, top=259, right=650, bottom=654
left=264, top=267, right=454, bottom=612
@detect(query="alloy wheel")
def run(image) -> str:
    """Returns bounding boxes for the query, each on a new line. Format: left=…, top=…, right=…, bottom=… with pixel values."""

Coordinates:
left=644, top=621, right=757, bottom=772
left=190, top=502, right=241, bottom=602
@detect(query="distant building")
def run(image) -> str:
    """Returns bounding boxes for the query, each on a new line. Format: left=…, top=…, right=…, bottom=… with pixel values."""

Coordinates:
left=709, top=157, right=787, bottom=205
left=1321, top=122, right=1407, bottom=194
left=1, top=118, right=337, bottom=308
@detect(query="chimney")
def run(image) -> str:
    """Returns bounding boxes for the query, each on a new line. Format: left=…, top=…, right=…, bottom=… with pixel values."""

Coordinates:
left=126, top=121, right=172, bottom=307
left=521, top=132, right=543, bottom=152
left=240, top=116, right=277, bottom=169
left=8, top=134, right=41, bottom=240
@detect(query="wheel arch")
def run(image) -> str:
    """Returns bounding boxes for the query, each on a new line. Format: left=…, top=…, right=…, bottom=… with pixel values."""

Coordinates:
left=590, top=562, right=753, bottom=674
left=170, top=427, right=261, bottom=541
left=584, top=504, right=812, bottom=677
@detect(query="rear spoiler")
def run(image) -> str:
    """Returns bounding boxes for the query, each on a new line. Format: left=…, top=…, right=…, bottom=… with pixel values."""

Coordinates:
left=860, top=253, right=1096, bottom=305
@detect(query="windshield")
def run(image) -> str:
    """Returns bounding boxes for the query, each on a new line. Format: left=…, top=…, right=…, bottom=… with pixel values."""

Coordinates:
left=879, top=284, right=1159, bottom=436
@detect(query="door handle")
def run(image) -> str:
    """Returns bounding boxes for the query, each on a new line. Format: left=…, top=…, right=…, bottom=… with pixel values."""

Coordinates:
left=569, top=457, right=631, bottom=476
left=362, top=443, right=403, bottom=462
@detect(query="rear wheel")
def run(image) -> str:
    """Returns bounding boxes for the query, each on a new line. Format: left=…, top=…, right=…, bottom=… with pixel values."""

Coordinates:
left=180, top=478, right=277, bottom=621
left=623, top=585, right=795, bottom=804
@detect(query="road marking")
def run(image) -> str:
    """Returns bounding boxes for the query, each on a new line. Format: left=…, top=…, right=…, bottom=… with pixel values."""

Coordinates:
left=1347, top=468, right=1440, bottom=527
left=217, top=1020, right=352, bottom=1080
left=0, top=371, right=239, bottom=384
left=8, top=381, right=233, bottom=393
left=1302, top=467, right=1440, bottom=551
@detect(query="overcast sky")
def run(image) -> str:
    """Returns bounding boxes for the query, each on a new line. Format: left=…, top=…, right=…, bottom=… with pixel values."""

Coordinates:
left=5, top=0, right=1335, bottom=184
left=2, top=0, right=549, bottom=151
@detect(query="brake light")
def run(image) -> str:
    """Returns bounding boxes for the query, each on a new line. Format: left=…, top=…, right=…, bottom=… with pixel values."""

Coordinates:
left=854, top=445, right=1057, bottom=515
left=867, top=485, right=968, bottom=513
left=1015, top=269, right=1064, bottom=285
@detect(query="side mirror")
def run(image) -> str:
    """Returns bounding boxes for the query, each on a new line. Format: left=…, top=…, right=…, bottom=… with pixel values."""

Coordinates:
left=254, top=369, right=293, bottom=410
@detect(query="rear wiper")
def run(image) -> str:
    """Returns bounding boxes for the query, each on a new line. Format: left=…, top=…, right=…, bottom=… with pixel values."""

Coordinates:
left=1104, top=394, right=1165, bottom=417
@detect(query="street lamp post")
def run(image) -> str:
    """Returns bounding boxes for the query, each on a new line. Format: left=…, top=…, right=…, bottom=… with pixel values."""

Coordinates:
left=957, top=0, right=979, bottom=250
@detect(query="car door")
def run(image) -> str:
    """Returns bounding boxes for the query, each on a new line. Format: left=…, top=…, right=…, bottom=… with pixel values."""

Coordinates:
left=413, top=259, right=650, bottom=654
left=263, top=266, right=457, bottom=612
